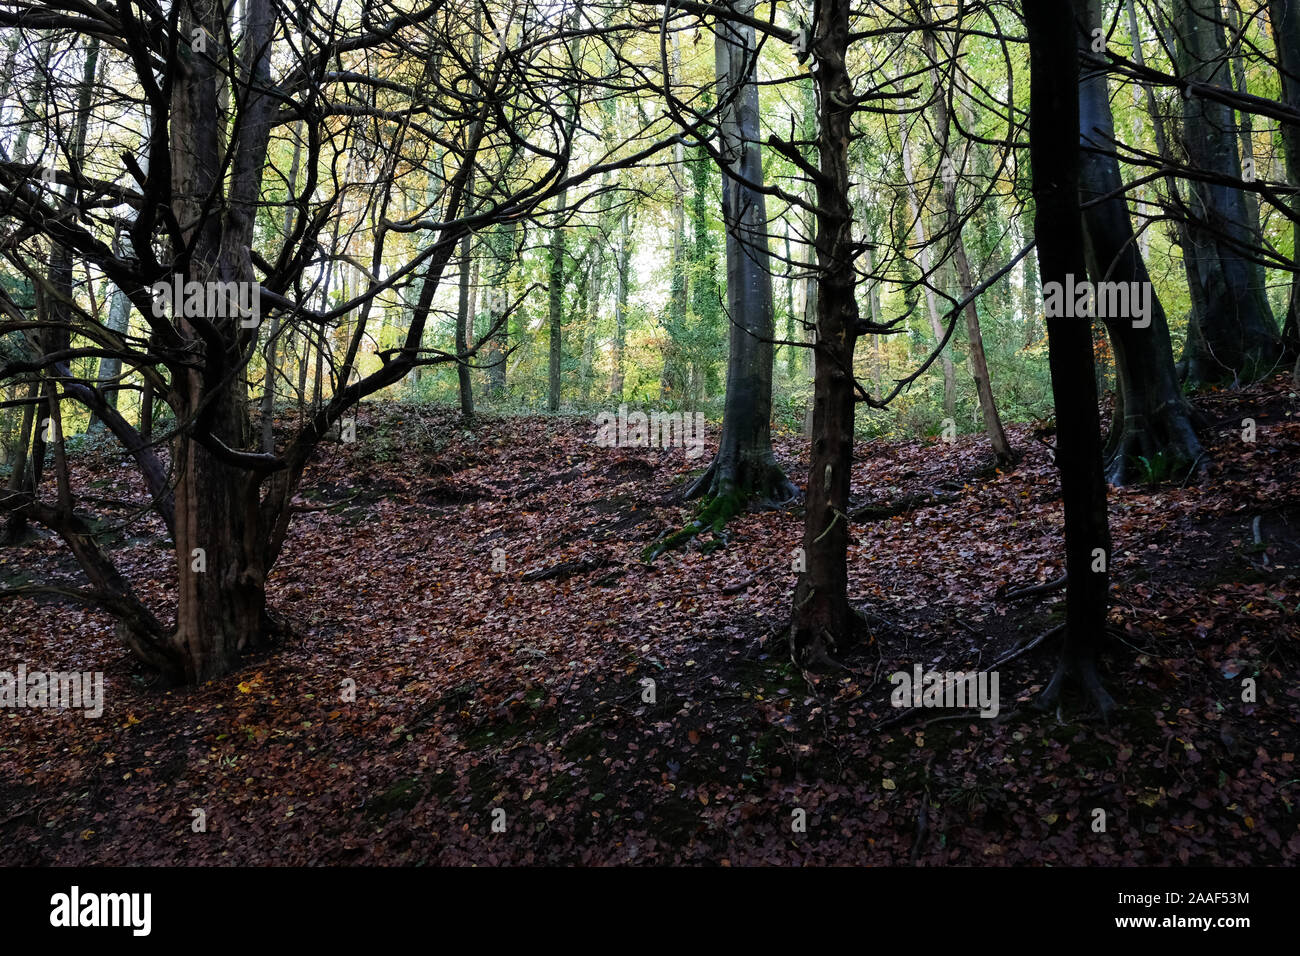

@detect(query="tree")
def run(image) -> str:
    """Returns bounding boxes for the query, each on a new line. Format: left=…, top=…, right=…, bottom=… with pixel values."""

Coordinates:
left=918, top=9, right=1013, bottom=465
left=1074, top=0, right=1205, bottom=484
left=1268, top=0, right=1300, bottom=361
left=1026, top=0, right=1116, bottom=718
left=1173, top=0, right=1283, bottom=387
left=0, top=0, right=678, bottom=682
left=683, top=0, right=796, bottom=513
left=788, top=0, right=861, bottom=668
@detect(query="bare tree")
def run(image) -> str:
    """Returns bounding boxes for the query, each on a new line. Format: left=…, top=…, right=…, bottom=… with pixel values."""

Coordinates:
left=0, top=0, right=681, bottom=682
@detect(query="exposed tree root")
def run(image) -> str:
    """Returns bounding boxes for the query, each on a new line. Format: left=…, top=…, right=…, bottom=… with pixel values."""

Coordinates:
left=683, top=455, right=797, bottom=505
left=644, top=456, right=798, bottom=561
left=522, top=553, right=616, bottom=582
left=641, top=490, right=745, bottom=562
left=851, top=491, right=962, bottom=521
left=1103, top=407, right=1209, bottom=486
left=849, top=457, right=1007, bottom=522
left=787, top=602, right=869, bottom=672
left=1033, top=648, right=1117, bottom=724
left=1002, top=572, right=1068, bottom=601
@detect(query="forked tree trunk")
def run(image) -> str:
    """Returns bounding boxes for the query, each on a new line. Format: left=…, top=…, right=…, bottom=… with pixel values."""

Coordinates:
left=1268, top=0, right=1300, bottom=358
left=1074, top=0, right=1205, bottom=485
left=161, top=0, right=280, bottom=682
left=1174, top=0, right=1282, bottom=386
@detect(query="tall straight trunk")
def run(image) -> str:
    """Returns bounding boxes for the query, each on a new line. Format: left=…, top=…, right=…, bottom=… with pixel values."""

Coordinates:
left=547, top=191, right=567, bottom=413
left=1, top=381, right=37, bottom=544
left=790, top=0, right=859, bottom=668
left=1174, top=0, right=1282, bottom=386
left=313, top=256, right=336, bottom=411
left=261, top=121, right=303, bottom=451
left=784, top=218, right=798, bottom=378
left=1126, top=39, right=1151, bottom=261
left=580, top=231, right=604, bottom=404
left=1026, top=0, right=1116, bottom=718
left=610, top=210, right=631, bottom=399
left=663, top=34, right=689, bottom=400
left=1125, top=0, right=1210, bottom=338
left=865, top=246, right=883, bottom=399
left=687, top=0, right=794, bottom=507
left=457, top=229, right=476, bottom=418
left=1074, top=0, right=1205, bottom=485
left=92, top=234, right=134, bottom=430
left=801, top=147, right=819, bottom=438
left=487, top=222, right=516, bottom=398
left=802, top=288, right=817, bottom=438
left=1268, top=0, right=1300, bottom=359
left=1225, top=2, right=1264, bottom=248
left=898, top=106, right=957, bottom=422
left=10, top=35, right=54, bottom=165
left=1021, top=224, right=1040, bottom=343
left=922, top=16, right=1013, bottom=464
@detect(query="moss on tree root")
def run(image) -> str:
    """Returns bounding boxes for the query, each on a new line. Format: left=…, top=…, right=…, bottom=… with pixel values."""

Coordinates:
left=642, top=490, right=747, bottom=562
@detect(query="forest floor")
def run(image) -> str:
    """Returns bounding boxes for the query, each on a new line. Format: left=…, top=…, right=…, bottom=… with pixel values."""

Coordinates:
left=2, top=378, right=1298, bottom=865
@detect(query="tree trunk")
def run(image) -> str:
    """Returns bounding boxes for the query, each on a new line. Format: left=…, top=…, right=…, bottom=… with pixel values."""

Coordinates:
left=1, top=382, right=37, bottom=545
left=921, top=17, right=1013, bottom=464
left=163, top=0, right=281, bottom=682
left=1125, top=0, right=1211, bottom=343
left=784, top=218, right=798, bottom=378
left=662, top=33, right=689, bottom=401
left=1268, top=0, right=1300, bottom=358
left=580, top=238, right=602, bottom=404
left=261, top=122, right=303, bottom=451
left=1026, top=0, right=1116, bottom=718
left=1074, top=0, right=1206, bottom=485
left=1224, top=2, right=1264, bottom=250
left=457, top=230, right=476, bottom=419
left=1021, top=225, right=1040, bottom=343
left=1174, top=0, right=1282, bottom=386
left=610, top=209, right=631, bottom=399
left=898, top=105, right=957, bottom=423
left=689, top=0, right=795, bottom=507
left=548, top=191, right=567, bottom=413
left=172, top=392, right=272, bottom=683
left=789, top=0, right=859, bottom=669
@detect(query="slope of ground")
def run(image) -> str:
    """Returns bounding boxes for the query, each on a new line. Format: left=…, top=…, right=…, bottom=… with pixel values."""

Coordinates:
left=1, top=379, right=1297, bottom=864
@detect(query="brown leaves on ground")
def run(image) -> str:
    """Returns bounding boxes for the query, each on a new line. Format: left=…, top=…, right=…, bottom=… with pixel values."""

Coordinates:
left=1, top=380, right=1297, bottom=864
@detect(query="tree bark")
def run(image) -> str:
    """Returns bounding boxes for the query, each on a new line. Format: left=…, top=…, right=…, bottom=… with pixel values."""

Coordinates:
left=164, top=0, right=281, bottom=682
left=688, top=0, right=795, bottom=508
left=1074, top=0, right=1206, bottom=485
left=789, top=0, right=860, bottom=669
left=1268, top=0, right=1300, bottom=360
left=547, top=192, right=567, bottom=413
left=921, top=16, right=1014, bottom=464
left=610, top=209, right=631, bottom=399
left=457, top=229, right=476, bottom=418
left=1174, top=0, right=1283, bottom=386
left=1125, top=0, right=1211, bottom=342
left=898, top=98, right=957, bottom=423
left=1026, top=0, right=1116, bottom=718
